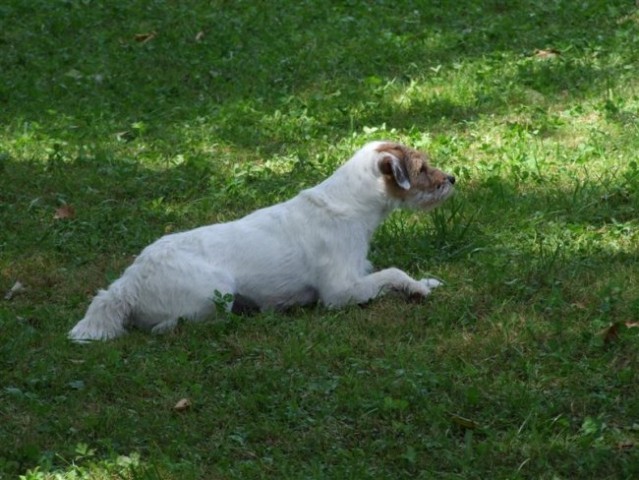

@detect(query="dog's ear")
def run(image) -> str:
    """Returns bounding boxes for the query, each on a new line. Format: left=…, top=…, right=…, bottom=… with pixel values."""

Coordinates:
left=378, top=155, right=411, bottom=190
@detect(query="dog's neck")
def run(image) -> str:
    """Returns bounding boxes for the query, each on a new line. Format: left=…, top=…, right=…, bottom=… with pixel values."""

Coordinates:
left=301, top=159, right=400, bottom=235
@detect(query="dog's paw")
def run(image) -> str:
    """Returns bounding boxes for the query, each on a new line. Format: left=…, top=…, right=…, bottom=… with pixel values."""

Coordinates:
left=420, top=278, right=444, bottom=290
left=406, top=278, right=443, bottom=303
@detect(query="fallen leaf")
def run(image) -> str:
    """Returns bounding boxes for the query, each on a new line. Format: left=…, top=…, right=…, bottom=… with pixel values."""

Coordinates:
left=600, top=321, right=639, bottom=344
left=54, top=204, right=76, bottom=220
left=617, top=441, right=634, bottom=451
left=602, top=322, right=621, bottom=344
left=174, top=398, right=191, bottom=412
left=4, top=281, right=26, bottom=300
left=195, top=31, right=205, bottom=42
left=134, top=32, right=156, bottom=44
left=534, top=48, right=560, bottom=59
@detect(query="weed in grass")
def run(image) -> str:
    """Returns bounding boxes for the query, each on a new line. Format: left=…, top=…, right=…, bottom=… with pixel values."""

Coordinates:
left=2, top=1, right=639, bottom=478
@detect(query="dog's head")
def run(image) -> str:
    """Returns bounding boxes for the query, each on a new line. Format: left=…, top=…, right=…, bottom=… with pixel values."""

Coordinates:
left=375, top=142, right=455, bottom=210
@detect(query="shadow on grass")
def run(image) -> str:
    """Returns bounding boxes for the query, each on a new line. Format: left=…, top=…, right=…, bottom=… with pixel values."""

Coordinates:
left=2, top=143, right=639, bottom=480
left=1, top=137, right=636, bottom=270
left=2, top=4, right=639, bottom=476
left=373, top=164, right=638, bottom=289
left=1, top=0, right=637, bottom=339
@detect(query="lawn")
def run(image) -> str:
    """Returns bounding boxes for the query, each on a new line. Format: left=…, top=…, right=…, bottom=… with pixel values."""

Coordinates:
left=1, top=1, right=639, bottom=478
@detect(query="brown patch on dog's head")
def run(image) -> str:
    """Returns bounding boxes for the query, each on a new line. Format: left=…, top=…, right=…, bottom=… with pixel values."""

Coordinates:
left=376, top=142, right=455, bottom=209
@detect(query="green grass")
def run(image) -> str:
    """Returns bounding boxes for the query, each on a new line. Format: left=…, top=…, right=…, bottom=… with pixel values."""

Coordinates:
left=2, top=0, right=639, bottom=478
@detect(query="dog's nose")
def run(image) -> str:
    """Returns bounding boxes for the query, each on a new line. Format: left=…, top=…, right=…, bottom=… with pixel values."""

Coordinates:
left=447, top=175, right=456, bottom=185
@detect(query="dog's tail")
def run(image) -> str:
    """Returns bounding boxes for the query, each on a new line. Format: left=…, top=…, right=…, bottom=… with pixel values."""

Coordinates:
left=68, top=278, right=134, bottom=343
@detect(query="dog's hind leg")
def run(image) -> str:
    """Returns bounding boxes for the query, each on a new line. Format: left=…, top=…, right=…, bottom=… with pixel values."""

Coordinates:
left=322, top=268, right=442, bottom=307
left=137, top=267, right=238, bottom=335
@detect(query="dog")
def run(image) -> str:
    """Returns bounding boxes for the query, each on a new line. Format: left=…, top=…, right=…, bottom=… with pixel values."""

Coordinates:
left=68, top=141, right=455, bottom=342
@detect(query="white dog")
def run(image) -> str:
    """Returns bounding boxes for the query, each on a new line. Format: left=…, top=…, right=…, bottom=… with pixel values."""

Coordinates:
left=69, top=141, right=455, bottom=342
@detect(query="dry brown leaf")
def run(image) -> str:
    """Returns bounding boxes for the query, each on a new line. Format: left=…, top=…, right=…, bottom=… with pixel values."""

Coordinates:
left=534, top=48, right=560, bottom=59
left=134, top=32, right=156, bottom=44
left=174, top=398, right=191, bottom=412
left=601, top=321, right=639, bottom=344
left=617, top=441, right=634, bottom=452
left=602, top=323, right=621, bottom=344
left=54, top=204, right=76, bottom=220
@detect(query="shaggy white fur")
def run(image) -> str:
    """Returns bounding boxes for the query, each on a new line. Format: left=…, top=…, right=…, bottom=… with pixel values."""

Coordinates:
left=69, top=141, right=455, bottom=342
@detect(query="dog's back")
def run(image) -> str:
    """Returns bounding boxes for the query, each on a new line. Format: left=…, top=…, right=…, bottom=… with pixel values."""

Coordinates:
left=68, top=141, right=454, bottom=342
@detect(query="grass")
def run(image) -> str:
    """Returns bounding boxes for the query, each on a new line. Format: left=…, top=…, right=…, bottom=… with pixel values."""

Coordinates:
left=1, top=0, right=639, bottom=478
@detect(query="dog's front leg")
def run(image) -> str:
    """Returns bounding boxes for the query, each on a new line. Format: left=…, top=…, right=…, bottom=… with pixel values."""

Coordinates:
left=324, top=268, right=442, bottom=307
